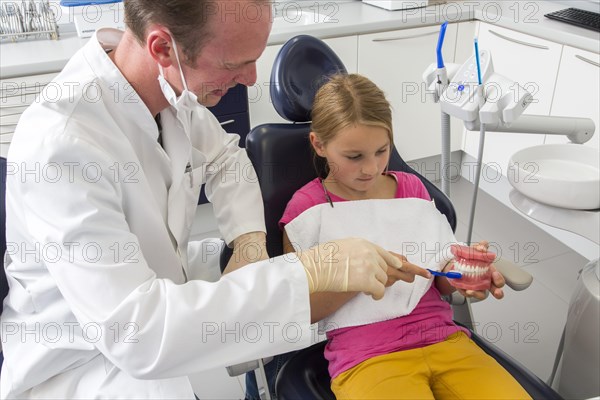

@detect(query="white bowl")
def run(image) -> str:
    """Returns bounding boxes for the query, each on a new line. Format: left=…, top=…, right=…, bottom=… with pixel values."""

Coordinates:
left=507, top=144, right=600, bottom=210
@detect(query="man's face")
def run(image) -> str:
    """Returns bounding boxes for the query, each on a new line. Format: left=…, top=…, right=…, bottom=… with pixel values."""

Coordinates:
left=171, top=1, right=272, bottom=107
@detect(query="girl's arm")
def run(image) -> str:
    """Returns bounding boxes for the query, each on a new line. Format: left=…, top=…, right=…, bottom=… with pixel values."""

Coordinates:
left=283, top=231, right=358, bottom=324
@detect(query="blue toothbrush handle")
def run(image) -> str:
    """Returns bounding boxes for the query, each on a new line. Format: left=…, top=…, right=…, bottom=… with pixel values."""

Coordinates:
left=427, top=269, right=462, bottom=279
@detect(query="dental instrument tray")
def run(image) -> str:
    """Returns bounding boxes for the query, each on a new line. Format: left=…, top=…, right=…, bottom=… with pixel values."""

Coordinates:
left=544, top=8, right=600, bottom=32
left=0, top=0, right=59, bottom=42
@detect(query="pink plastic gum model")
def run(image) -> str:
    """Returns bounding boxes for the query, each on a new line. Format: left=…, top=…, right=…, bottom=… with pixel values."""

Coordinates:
left=448, top=244, right=497, bottom=291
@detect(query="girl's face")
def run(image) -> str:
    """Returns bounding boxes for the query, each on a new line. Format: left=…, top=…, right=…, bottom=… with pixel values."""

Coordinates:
left=311, top=123, right=391, bottom=199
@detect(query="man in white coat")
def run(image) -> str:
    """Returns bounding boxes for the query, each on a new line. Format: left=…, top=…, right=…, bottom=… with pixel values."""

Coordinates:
left=0, top=0, right=428, bottom=398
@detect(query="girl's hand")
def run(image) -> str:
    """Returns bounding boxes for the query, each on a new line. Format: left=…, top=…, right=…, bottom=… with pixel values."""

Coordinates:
left=472, top=240, right=489, bottom=253
left=457, top=263, right=506, bottom=300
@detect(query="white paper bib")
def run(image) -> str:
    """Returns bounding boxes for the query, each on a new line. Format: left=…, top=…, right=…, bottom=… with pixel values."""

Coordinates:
left=284, top=198, right=457, bottom=331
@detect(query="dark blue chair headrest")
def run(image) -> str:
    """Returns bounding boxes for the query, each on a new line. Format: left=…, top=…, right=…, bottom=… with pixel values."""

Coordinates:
left=270, top=35, right=347, bottom=123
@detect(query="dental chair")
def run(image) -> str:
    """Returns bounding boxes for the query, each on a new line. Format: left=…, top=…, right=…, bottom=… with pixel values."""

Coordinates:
left=238, top=35, right=563, bottom=400
left=1, top=157, right=6, bottom=368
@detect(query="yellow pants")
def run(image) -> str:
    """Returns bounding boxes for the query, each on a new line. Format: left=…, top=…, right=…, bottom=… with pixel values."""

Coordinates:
left=331, top=332, right=532, bottom=400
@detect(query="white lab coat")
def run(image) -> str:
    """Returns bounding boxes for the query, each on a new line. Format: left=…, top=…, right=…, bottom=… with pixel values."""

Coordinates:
left=0, top=31, right=311, bottom=399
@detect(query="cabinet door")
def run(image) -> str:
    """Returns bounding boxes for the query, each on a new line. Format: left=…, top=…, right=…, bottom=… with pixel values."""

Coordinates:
left=463, top=23, right=562, bottom=175
left=248, top=36, right=358, bottom=129
left=358, top=24, right=459, bottom=161
left=547, top=46, right=599, bottom=150
left=1, top=72, right=58, bottom=157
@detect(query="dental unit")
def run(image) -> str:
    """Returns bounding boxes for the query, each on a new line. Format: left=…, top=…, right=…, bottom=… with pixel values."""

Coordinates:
left=424, top=26, right=595, bottom=245
left=424, top=22, right=598, bottom=400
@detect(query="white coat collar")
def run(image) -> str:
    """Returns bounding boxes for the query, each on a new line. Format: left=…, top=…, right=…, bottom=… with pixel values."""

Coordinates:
left=83, top=29, right=160, bottom=144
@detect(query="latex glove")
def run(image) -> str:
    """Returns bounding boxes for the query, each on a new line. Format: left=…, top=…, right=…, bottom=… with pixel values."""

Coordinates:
left=223, top=231, right=268, bottom=274
left=297, top=238, right=406, bottom=300
left=385, top=252, right=432, bottom=287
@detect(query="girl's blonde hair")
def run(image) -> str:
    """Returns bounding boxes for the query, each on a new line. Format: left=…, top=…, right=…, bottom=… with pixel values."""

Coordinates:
left=310, top=73, right=393, bottom=176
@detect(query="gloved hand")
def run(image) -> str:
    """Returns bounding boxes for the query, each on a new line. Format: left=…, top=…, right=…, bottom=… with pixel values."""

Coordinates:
left=223, top=231, right=269, bottom=274
left=297, top=238, right=405, bottom=300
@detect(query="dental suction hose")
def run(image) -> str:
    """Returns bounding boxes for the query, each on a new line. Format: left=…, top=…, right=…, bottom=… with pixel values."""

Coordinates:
left=466, top=81, right=486, bottom=246
left=441, top=112, right=451, bottom=196
left=466, top=121, right=486, bottom=245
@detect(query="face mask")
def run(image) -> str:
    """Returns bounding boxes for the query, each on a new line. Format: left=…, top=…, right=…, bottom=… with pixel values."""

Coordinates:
left=157, top=36, right=198, bottom=137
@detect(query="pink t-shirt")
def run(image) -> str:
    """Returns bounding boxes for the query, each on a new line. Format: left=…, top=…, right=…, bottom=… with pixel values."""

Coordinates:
left=279, top=171, right=469, bottom=379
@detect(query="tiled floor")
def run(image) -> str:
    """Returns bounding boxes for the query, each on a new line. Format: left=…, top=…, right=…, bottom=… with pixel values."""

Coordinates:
left=189, top=176, right=593, bottom=399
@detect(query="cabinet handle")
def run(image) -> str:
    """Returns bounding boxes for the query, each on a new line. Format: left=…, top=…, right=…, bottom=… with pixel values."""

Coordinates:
left=575, top=54, right=600, bottom=68
left=0, top=110, right=24, bottom=118
left=372, top=31, right=438, bottom=42
left=488, top=29, right=549, bottom=50
left=0, top=83, right=50, bottom=91
left=0, top=105, right=29, bottom=114
left=219, top=119, right=235, bottom=126
left=0, top=91, right=41, bottom=100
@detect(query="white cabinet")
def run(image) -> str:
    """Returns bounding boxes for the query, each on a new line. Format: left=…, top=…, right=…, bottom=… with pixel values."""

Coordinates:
left=547, top=46, right=600, bottom=150
left=454, top=21, right=478, bottom=69
left=358, top=24, right=461, bottom=161
left=463, top=22, right=563, bottom=175
left=248, top=36, right=358, bottom=129
left=0, top=72, right=58, bottom=157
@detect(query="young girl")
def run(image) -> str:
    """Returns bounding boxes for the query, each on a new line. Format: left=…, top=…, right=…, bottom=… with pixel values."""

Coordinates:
left=279, top=74, right=531, bottom=399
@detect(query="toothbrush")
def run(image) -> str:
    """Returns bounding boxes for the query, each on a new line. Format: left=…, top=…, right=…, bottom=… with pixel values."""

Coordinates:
left=427, top=269, right=463, bottom=279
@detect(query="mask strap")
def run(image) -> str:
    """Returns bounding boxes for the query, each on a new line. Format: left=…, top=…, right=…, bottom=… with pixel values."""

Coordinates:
left=170, top=37, right=189, bottom=92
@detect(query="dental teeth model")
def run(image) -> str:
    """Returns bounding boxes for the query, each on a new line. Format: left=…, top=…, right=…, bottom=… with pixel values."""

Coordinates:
left=448, top=244, right=496, bottom=291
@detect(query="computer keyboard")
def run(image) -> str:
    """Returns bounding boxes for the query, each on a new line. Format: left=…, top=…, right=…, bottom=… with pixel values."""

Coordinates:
left=544, top=8, right=600, bottom=32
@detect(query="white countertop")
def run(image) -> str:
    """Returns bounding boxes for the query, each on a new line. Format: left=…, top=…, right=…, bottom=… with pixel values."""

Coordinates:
left=1, top=0, right=599, bottom=78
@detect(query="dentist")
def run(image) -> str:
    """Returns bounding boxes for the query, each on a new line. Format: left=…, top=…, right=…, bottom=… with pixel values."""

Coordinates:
left=0, top=0, right=423, bottom=398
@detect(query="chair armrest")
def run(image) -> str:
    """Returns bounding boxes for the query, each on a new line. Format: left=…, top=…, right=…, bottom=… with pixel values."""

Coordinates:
left=445, top=257, right=533, bottom=306
left=226, top=357, right=274, bottom=377
left=495, top=257, right=533, bottom=291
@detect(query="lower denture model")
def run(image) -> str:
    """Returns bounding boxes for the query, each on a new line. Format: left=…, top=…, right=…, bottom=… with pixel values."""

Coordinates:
left=448, top=244, right=497, bottom=291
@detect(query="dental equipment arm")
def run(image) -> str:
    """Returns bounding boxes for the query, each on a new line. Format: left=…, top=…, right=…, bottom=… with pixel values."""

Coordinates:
left=464, top=115, right=595, bottom=145
left=422, top=21, right=456, bottom=196
left=437, top=22, right=452, bottom=197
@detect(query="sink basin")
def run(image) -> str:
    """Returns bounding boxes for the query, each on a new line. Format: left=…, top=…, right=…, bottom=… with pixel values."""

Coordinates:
left=508, top=144, right=600, bottom=210
left=273, top=11, right=333, bottom=29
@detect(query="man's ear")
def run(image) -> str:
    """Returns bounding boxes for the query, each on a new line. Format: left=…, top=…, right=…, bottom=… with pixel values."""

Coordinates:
left=146, top=26, right=174, bottom=68
left=309, top=132, right=326, bottom=157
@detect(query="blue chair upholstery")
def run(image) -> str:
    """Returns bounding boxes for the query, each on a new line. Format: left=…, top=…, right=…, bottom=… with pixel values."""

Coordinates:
left=1, top=157, right=8, bottom=368
left=242, top=35, right=562, bottom=400
left=250, top=35, right=455, bottom=259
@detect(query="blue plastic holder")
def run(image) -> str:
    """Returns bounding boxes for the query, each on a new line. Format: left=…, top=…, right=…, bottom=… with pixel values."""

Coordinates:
left=436, top=21, right=449, bottom=69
